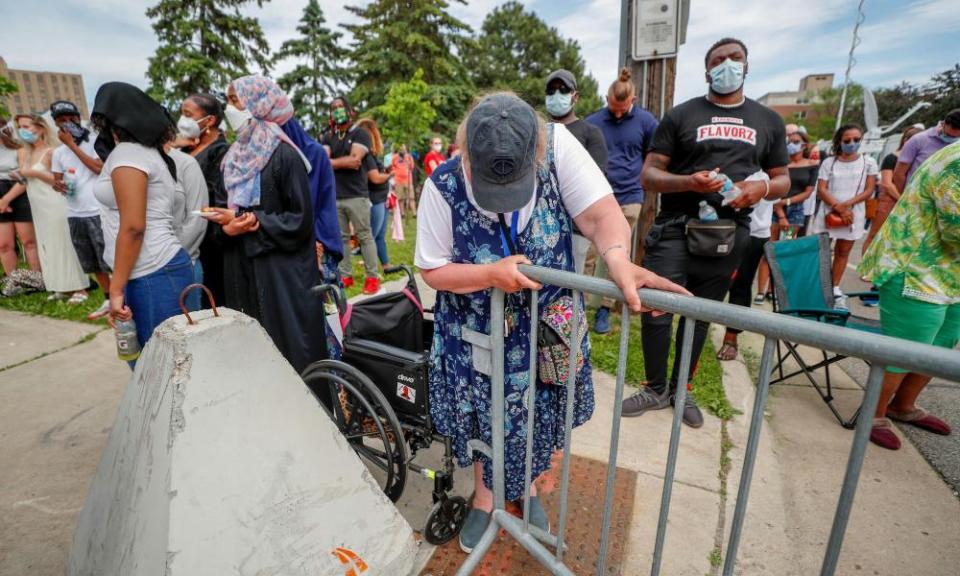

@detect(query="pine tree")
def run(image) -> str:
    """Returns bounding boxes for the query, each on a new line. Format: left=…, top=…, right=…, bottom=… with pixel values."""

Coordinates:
left=145, top=0, right=272, bottom=107
left=344, top=0, right=474, bottom=137
left=466, top=1, right=602, bottom=117
left=274, top=0, right=350, bottom=133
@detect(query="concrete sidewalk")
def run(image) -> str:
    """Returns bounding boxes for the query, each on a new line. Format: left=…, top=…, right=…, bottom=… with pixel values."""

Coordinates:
left=3, top=276, right=959, bottom=575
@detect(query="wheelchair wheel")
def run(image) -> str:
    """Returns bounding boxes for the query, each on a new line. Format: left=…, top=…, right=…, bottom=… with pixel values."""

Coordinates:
left=423, top=496, right=468, bottom=545
left=302, top=360, right=408, bottom=502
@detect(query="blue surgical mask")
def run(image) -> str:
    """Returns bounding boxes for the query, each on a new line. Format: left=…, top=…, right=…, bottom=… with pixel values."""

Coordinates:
left=709, top=59, right=745, bottom=95
left=18, top=128, right=38, bottom=144
left=841, top=141, right=860, bottom=155
left=938, top=130, right=958, bottom=144
left=786, top=141, right=803, bottom=156
left=545, top=93, right=574, bottom=118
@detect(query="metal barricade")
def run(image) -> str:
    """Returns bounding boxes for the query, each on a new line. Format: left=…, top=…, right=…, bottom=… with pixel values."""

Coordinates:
left=454, top=264, right=960, bottom=576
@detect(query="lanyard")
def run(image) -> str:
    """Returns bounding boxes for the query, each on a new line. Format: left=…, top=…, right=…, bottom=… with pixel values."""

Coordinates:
left=497, top=211, right=520, bottom=256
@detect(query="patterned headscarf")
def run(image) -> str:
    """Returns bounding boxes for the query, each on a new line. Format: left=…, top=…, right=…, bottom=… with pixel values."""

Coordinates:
left=222, top=75, right=299, bottom=209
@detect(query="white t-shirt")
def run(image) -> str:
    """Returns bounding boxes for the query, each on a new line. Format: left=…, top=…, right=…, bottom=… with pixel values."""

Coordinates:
left=52, top=134, right=102, bottom=218
left=415, top=123, right=613, bottom=270
left=0, top=144, right=18, bottom=180
left=744, top=170, right=774, bottom=239
left=169, top=149, right=208, bottom=262
left=810, top=154, right=879, bottom=241
left=94, top=142, right=183, bottom=279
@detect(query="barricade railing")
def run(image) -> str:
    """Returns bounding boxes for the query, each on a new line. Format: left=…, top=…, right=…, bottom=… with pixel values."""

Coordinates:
left=455, top=264, right=960, bottom=576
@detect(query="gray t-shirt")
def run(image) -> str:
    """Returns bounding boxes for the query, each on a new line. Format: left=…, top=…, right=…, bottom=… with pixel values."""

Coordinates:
left=0, top=144, right=18, bottom=181
left=93, top=142, right=183, bottom=279
left=169, top=148, right=208, bottom=262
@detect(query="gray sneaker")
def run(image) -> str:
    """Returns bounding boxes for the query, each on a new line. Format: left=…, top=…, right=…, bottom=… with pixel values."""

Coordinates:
left=621, top=386, right=670, bottom=417
left=458, top=508, right=491, bottom=553
left=670, top=392, right=704, bottom=428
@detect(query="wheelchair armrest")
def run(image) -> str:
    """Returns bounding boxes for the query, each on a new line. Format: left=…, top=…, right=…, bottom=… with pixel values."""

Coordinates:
left=780, top=307, right=851, bottom=324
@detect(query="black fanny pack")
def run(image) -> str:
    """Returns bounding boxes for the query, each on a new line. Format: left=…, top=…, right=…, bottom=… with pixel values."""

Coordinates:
left=685, top=218, right=737, bottom=258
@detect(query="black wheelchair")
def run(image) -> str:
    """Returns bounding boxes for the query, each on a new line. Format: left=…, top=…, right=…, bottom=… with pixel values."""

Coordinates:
left=301, top=267, right=467, bottom=544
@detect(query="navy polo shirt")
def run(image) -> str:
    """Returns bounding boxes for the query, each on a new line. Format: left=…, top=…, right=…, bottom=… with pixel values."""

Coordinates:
left=586, top=105, right=659, bottom=205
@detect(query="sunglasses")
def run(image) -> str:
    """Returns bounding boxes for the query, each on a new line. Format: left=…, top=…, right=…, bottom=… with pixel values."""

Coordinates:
left=842, top=137, right=862, bottom=144
left=545, top=85, right=573, bottom=96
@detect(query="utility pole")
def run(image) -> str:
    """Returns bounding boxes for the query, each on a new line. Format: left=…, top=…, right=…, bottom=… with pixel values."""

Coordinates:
left=621, top=0, right=688, bottom=265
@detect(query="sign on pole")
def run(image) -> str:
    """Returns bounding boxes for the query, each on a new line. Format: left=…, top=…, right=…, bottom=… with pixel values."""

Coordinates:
left=631, top=0, right=681, bottom=61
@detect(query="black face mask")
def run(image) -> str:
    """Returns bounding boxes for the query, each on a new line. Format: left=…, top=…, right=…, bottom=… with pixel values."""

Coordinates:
left=399, top=152, right=406, bottom=158
left=94, top=132, right=115, bottom=161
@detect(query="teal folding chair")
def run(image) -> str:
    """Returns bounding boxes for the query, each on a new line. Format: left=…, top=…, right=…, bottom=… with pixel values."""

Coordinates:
left=764, top=234, right=880, bottom=429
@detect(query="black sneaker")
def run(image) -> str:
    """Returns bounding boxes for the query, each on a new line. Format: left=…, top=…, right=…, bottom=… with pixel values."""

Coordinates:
left=670, top=392, right=704, bottom=428
left=621, top=386, right=670, bottom=417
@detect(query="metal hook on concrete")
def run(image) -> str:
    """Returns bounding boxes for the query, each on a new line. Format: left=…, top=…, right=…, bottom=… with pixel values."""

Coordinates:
left=179, top=284, right=220, bottom=325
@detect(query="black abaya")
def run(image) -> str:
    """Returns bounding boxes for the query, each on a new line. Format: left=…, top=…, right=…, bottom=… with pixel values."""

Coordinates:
left=223, top=142, right=327, bottom=373
left=192, top=135, right=229, bottom=306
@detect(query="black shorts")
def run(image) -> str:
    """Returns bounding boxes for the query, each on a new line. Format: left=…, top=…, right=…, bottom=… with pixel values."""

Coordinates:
left=68, top=215, right=111, bottom=274
left=0, top=179, right=32, bottom=223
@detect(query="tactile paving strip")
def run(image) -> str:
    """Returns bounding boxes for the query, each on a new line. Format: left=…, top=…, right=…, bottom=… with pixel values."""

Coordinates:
left=421, top=454, right=637, bottom=576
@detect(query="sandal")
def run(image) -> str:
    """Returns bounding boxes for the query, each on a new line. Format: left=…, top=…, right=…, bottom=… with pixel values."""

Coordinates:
left=716, top=342, right=738, bottom=361
left=887, top=407, right=951, bottom=436
left=67, top=291, right=89, bottom=305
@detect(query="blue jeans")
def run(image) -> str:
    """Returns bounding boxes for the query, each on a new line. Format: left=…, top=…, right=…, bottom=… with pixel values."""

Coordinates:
left=370, top=201, right=390, bottom=266
left=125, top=249, right=194, bottom=366
left=181, top=259, right=204, bottom=312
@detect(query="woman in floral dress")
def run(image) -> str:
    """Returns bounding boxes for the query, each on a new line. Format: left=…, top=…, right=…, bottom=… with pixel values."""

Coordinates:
left=415, top=93, right=686, bottom=552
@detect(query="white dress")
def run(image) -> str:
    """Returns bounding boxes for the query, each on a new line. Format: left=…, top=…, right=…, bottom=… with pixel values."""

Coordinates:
left=810, top=154, right=879, bottom=241
left=24, top=151, right=87, bottom=292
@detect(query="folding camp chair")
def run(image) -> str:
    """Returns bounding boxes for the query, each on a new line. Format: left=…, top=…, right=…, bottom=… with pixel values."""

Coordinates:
left=764, top=234, right=880, bottom=429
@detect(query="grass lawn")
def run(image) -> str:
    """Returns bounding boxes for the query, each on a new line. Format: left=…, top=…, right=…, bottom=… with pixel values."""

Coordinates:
left=588, top=309, right=735, bottom=420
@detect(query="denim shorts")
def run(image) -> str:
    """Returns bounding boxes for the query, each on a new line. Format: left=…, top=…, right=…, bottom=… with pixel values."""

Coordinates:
left=785, top=204, right=806, bottom=226
left=124, top=249, right=194, bottom=352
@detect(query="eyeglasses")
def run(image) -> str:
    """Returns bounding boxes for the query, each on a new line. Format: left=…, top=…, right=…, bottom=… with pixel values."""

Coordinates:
left=842, top=137, right=862, bottom=144
left=545, top=85, right=573, bottom=96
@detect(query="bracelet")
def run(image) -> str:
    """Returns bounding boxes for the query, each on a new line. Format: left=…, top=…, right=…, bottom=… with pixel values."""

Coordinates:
left=601, top=244, right=625, bottom=258
left=761, top=179, right=771, bottom=199
left=786, top=198, right=792, bottom=207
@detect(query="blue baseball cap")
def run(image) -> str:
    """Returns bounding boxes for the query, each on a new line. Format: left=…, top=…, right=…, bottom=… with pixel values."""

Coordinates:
left=465, top=94, right=539, bottom=213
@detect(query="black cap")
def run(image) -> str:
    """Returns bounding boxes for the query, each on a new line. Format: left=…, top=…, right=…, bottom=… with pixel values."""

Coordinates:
left=50, top=100, right=81, bottom=119
left=466, top=94, right=539, bottom=213
left=545, top=69, right=577, bottom=91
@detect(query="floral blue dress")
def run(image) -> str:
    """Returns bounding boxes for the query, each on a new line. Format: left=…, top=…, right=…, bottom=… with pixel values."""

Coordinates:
left=428, top=125, right=595, bottom=501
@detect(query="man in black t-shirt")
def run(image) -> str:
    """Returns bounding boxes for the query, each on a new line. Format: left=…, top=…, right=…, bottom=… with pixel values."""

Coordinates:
left=544, top=69, right=609, bottom=276
left=622, top=38, right=790, bottom=428
left=322, top=96, right=381, bottom=294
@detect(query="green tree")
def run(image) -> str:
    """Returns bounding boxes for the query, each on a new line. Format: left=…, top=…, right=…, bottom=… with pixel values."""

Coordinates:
left=0, top=77, right=18, bottom=119
left=145, top=0, right=272, bottom=107
left=273, top=0, right=350, bottom=133
left=465, top=1, right=602, bottom=117
left=375, top=69, right=437, bottom=151
left=344, top=0, right=474, bottom=137
left=919, top=64, right=960, bottom=127
left=806, top=83, right=865, bottom=142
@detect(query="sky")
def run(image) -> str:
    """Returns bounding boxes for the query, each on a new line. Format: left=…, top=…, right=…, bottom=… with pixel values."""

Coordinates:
left=1, top=0, right=957, bottom=120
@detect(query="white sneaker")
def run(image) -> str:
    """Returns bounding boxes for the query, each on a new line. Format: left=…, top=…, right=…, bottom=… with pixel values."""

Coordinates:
left=833, top=294, right=849, bottom=310
left=88, top=300, right=111, bottom=320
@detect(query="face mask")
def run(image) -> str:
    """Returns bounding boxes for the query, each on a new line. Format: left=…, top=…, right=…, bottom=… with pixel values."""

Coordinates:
left=840, top=141, right=860, bottom=155
left=224, top=105, right=252, bottom=131
left=938, top=130, right=958, bottom=144
left=708, top=59, right=745, bottom=95
left=432, top=143, right=442, bottom=153
left=62, top=121, right=86, bottom=140
left=177, top=115, right=211, bottom=139
left=786, top=141, right=803, bottom=156
left=399, top=151, right=406, bottom=159
left=332, top=106, right=349, bottom=126
left=18, top=128, right=38, bottom=144
left=545, top=93, right=574, bottom=118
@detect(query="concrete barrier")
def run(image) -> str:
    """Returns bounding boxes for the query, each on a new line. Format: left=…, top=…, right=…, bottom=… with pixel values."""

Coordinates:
left=68, top=309, right=417, bottom=576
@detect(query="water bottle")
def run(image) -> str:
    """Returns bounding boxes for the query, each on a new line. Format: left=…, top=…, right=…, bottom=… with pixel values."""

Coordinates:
left=782, top=226, right=795, bottom=240
left=712, top=170, right=742, bottom=205
left=698, top=200, right=719, bottom=222
left=64, top=168, right=77, bottom=198
left=115, top=319, right=141, bottom=362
